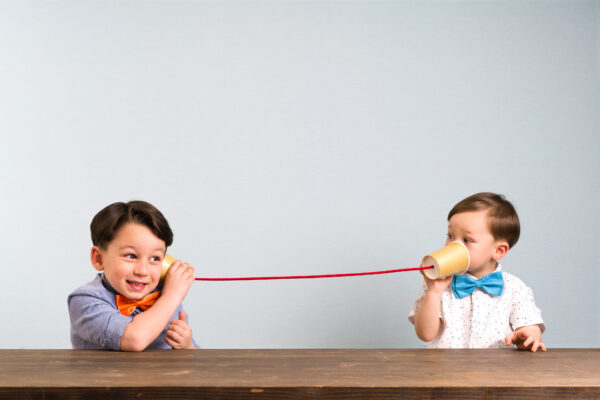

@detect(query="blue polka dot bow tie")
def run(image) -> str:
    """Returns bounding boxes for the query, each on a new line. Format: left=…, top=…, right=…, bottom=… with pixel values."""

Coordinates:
left=451, top=271, right=504, bottom=299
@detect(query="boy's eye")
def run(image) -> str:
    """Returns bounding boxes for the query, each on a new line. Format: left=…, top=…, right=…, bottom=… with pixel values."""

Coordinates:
left=151, top=256, right=161, bottom=262
left=447, top=233, right=454, bottom=240
left=125, top=254, right=137, bottom=259
left=463, top=238, right=472, bottom=244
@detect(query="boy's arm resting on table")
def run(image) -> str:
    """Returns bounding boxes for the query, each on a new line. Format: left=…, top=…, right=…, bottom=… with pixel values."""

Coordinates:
left=120, top=294, right=182, bottom=351
left=68, top=292, right=131, bottom=350
left=121, top=261, right=195, bottom=352
left=413, top=276, right=452, bottom=342
left=505, top=324, right=546, bottom=352
left=506, top=279, right=546, bottom=352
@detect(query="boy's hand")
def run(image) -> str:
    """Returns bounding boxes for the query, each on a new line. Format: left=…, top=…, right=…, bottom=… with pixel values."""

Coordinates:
left=165, top=310, right=195, bottom=349
left=162, top=260, right=195, bottom=304
left=423, top=273, right=452, bottom=293
left=505, top=325, right=546, bottom=352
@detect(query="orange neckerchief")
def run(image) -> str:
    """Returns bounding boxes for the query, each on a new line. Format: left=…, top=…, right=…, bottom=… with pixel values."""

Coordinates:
left=116, top=291, right=161, bottom=316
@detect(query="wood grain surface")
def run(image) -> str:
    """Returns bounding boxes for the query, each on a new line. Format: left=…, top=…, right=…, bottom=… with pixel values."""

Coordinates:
left=0, top=348, right=598, bottom=399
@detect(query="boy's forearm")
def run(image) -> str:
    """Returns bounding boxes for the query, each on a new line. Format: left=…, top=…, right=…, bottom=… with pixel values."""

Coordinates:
left=414, top=291, right=443, bottom=342
left=120, top=295, right=181, bottom=352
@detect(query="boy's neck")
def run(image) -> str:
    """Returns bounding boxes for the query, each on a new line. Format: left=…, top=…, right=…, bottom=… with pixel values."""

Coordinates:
left=469, top=261, right=499, bottom=279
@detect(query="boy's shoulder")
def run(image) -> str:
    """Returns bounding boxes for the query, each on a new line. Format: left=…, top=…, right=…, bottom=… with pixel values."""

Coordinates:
left=68, top=273, right=115, bottom=305
left=499, top=266, right=536, bottom=296
left=500, top=267, right=527, bottom=286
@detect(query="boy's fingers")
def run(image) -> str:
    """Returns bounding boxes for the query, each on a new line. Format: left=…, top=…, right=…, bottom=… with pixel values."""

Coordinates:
left=169, top=330, right=183, bottom=341
left=165, top=336, right=180, bottom=349
left=505, top=332, right=516, bottom=345
left=516, top=331, right=529, bottom=344
left=168, top=321, right=187, bottom=335
left=185, top=265, right=195, bottom=278
left=179, top=310, right=187, bottom=321
left=530, top=341, right=539, bottom=352
left=172, top=262, right=194, bottom=277
left=168, top=320, right=191, bottom=336
left=168, top=323, right=188, bottom=336
left=170, top=261, right=191, bottom=273
left=169, top=319, right=187, bottom=327
left=166, top=328, right=183, bottom=342
left=168, top=260, right=182, bottom=271
left=515, top=330, right=526, bottom=340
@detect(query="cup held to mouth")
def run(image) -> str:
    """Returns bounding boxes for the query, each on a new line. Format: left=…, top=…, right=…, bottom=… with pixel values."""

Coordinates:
left=422, top=241, right=470, bottom=280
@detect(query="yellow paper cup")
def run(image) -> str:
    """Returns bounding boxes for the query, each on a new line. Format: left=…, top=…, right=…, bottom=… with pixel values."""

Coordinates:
left=161, top=253, right=176, bottom=282
left=422, top=241, right=470, bottom=280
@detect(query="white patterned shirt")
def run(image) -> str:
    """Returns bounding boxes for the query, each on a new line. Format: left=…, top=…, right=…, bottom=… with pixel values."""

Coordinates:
left=408, top=264, right=545, bottom=348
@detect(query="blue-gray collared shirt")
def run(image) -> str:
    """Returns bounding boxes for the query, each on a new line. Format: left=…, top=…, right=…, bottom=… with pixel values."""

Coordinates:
left=68, top=273, right=198, bottom=350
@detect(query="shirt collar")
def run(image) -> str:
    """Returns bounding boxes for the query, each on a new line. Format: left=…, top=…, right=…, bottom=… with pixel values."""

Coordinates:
left=99, top=272, right=119, bottom=294
left=466, top=263, right=502, bottom=278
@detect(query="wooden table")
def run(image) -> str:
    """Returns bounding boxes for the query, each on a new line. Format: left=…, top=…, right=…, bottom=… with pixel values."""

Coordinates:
left=0, top=349, right=598, bottom=399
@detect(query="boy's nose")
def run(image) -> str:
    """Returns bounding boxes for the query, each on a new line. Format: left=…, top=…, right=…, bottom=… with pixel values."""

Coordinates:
left=133, top=260, right=149, bottom=275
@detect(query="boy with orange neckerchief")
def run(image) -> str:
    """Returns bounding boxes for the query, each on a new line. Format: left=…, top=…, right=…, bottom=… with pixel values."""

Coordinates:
left=68, top=201, right=198, bottom=351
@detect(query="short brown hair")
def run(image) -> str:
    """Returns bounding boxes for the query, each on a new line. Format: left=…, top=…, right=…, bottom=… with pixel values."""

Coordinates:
left=448, top=192, right=520, bottom=248
left=90, top=201, right=173, bottom=250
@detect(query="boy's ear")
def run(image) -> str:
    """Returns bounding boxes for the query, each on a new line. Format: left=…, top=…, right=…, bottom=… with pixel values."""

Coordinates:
left=90, top=246, right=105, bottom=271
left=492, top=240, right=509, bottom=261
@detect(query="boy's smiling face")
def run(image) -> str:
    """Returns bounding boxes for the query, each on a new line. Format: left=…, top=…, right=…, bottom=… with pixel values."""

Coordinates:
left=445, top=209, right=508, bottom=278
left=91, top=222, right=166, bottom=300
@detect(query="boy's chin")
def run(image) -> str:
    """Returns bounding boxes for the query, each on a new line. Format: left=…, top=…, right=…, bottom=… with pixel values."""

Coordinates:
left=122, top=289, right=155, bottom=299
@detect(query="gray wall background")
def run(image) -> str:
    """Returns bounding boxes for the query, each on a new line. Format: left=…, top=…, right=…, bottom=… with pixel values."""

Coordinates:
left=0, top=0, right=598, bottom=349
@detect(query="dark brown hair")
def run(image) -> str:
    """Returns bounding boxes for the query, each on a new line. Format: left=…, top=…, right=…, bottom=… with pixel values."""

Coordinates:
left=90, top=201, right=173, bottom=250
left=448, top=192, right=520, bottom=248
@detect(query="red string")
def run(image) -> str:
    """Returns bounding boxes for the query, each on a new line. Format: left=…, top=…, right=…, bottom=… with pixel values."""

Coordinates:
left=195, top=265, right=433, bottom=281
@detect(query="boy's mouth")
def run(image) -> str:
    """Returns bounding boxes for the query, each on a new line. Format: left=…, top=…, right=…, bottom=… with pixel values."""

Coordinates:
left=126, top=280, right=148, bottom=291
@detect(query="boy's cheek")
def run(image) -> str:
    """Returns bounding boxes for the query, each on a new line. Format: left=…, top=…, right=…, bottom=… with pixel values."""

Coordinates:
left=150, top=271, right=163, bottom=289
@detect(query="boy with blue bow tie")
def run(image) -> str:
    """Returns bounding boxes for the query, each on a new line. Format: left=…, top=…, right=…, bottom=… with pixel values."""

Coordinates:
left=408, top=193, right=546, bottom=351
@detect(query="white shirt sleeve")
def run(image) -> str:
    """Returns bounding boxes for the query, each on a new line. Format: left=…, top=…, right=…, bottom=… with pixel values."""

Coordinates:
left=507, top=274, right=545, bottom=332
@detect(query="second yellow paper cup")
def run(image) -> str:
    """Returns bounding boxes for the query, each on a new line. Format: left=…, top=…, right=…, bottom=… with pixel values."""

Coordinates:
left=422, top=241, right=470, bottom=280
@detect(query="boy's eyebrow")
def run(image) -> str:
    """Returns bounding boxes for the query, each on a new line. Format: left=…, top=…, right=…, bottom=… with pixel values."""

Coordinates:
left=118, top=245, right=138, bottom=251
left=117, top=245, right=165, bottom=252
left=447, top=224, right=473, bottom=235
